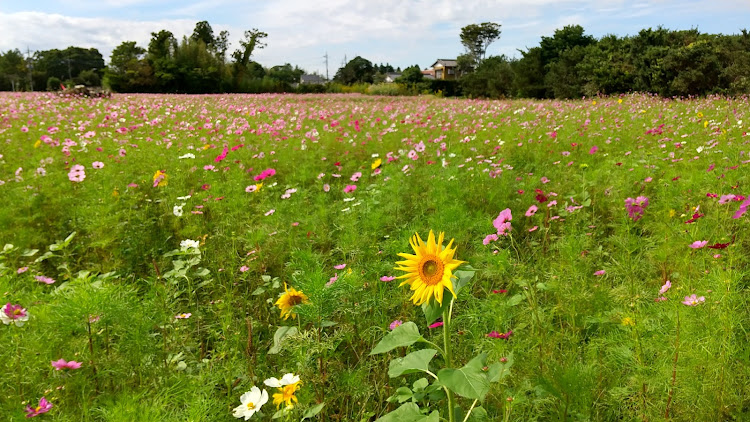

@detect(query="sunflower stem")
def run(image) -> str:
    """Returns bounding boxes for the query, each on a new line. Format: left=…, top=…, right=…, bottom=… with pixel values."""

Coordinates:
left=443, top=298, right=455, bottom=422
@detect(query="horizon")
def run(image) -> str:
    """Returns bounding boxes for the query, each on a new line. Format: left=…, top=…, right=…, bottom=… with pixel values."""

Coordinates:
left=1, top=1, right=749, bottom=75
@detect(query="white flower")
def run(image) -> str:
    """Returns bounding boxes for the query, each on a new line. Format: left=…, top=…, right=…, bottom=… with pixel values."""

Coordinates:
left=173, top=204, right=184, bottom=217
left=232, top=386, right=268, bottom=420
left=179, top=239, right=200, bottom=251
left=179, top=153, right=196, bottom=159
left=263, top=373, right=300, bottom=388
left=176, top=195, right=192, bottom=201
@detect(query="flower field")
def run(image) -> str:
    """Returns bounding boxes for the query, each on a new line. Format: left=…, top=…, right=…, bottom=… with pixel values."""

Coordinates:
left=0, top=92, right=748, bottom=421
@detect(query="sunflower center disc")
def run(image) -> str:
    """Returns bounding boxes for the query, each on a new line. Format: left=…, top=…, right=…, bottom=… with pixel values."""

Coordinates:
left=419, top=255, right=444, bottom=285
left=423, top=260, right=439, bottom=276
left=289, top=295, right=303, bottom=305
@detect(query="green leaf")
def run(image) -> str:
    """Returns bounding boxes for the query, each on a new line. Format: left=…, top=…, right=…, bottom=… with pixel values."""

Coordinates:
left=452, top=268, right=476, bottom=294
left=374, top=403, right=439, bottom=422
left=269, top=326, right=298, bottom=354
left=506, top=294, right=524, bottom=307
left=388, top=387, right=413, bottom=403
left=370, top=322, right=423, bottom=355
left=422, top=299, right=449, bottom=324
left=251, top=287, right=266, bottom=295
left=21, top=249, right=39, bottom=257
left=487, top=353, right=514, bottom=383
left=389, top=349, right=437, bottom=378
left=466, top=406, right=488, bottom=422
left=302, top=402, right=325, bottom=419
left=437, top=354, right=492, bottom=401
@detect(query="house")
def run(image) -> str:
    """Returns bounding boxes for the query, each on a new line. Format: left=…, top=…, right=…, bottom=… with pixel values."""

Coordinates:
left=421, top=68, right=435, bottom=80
left=384, top=72, right=402, bottom=83
left=299, top=74, right=326, bottom=85
left=430, top=59, right=457, bottom=80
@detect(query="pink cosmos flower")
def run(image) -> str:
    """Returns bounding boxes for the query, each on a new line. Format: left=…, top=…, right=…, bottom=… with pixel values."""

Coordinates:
left=408, top=150, right=418, bottom=160
left=624, top=196, right=649, bottom=221
left=68, top=164, right=86, bottom=183
left=482, top=234, right=498, bottom=245
left=689, top=240, right=708, bottom=249
left=51, top=359, right=82, bottom=371
left=34, top=275, right=55, bottom=285
left=525, top=205, right=538, bottom=217
left=1, top=303, right=29, bottom=327
left=326, top=273, right=338, bottom=287
left=264, top=209, right=275, bottom=216
left=239, top=266, right=250, bottom=272
left=380, top=276, right=395, bottom=282
left=25, top=397, right=53, bottom=418
left=334, top=264, right=346, bottom=270
left=659, top=280, right=672, bottom=295
left=429, top=321, right=444, bottom=329
left=493, top=208, right=513, bottom=236
left=175, top=313, right=192, bottom=319
left=589, top=146, right=599, bottom=154
left=682, top=294, right=705, bottom=306
left=350, top=172, right=362, bottom=182
left=17, top=267, right=28, bottom=274
left=414, top=141, right=426, bottom=152
left=323, top=184, right=330, bottom=192
left=594, top=270, right=606, bottom=276
left=245, top=185, right=258, bottom=193
left=541, top=177, right=550, bottom=184
left=343, top=185, right=357, bottom=193
left=92, top=161, right=104, bottom=169
left=528, top=226, right=538, bottom=232
left=389, top=320, right=403, bottom=330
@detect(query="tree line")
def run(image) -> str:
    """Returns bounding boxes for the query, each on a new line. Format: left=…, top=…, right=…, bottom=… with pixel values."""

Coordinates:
left=1, top=21, right=749, bottom=98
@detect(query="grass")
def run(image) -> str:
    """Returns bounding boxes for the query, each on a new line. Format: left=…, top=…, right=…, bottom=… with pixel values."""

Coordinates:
left=0, top=92, right=748, bottom=421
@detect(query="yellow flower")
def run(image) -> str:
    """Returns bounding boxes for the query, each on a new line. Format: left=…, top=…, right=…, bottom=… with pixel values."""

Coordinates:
left=621, top=317, right=636, bottom=327
left=592, top=100, right=597, bottom=105
left=153, top=170, right=168, bottom=187
left=697, top=112, right=704, bottom=118
left=618, top=98, right=623, bottom=104
left=272, top=382, right=301, bottom=409
left=254, top=182, right=263, bottom=192
left=34, top=139, right=41, bottom=148
left=371, top=158, right=382, bottom=170
left=112, top=189, right=119, bottom=198
left=395, top=231, right=465, bottom=306
left=275, top=284, right=309, bottom=320
left=202, top=144, right=211, bottom=150
left=704, top=120, right=709, bottom=128
left=668, top=209, right=676, bottom=218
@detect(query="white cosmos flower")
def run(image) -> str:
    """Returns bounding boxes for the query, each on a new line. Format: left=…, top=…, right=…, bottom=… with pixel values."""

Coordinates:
left=232, top=386, right=268, bottom=420
left=179, top=239, right=200, bottom=251
left=263, top=373, right=300, bottom=388
left=173, top=204, right=184, bottom=217
left=178, top=153, right=196, bottom=159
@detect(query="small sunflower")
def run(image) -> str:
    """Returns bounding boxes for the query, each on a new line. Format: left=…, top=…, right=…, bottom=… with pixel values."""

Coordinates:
left=394, top=230, right=465, bottom=306
left=275, top=284, right=309, bottom=320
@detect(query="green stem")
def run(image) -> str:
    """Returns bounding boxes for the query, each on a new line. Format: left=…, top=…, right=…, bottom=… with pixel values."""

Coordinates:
left=462, top=399, right=479, bottom=422
left=443, top=298, right=455, bottom=422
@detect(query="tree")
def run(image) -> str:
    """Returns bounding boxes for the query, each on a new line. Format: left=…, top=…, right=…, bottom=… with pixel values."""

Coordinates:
left=460, top=22, right=502, bottom=64
left=333, top=56, right=374, bottom=84
left=231, top=28, right=268, bottom=88
left=191, top=21, right=216, bottom=49
left=396, top=65, right=424, bottom=84
left=461, top=55, right=514, bottom=98
left=0, top=49, right=27, bottom=91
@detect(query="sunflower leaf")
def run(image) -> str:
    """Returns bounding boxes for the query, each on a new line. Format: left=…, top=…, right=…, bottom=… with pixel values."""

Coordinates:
left=388, top=349, right=438, bottom=377
left=422, top=299, right=449, bottom=324
left=452, top=268, right=476, bottom=295
left=370, top=322, right=423, bottom=355
left=374, top=402, right=439, bottom=422
left=437, top=353, right=492, bottom=401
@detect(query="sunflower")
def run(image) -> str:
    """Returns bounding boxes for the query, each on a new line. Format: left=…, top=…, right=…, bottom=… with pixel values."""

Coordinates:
left=394, top=230, right=465, bottom=306
left=275, top=284, right=309, bottom=320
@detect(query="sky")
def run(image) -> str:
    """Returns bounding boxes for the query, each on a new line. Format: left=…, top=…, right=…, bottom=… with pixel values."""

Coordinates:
left=1, top=0, right=749, bottom=76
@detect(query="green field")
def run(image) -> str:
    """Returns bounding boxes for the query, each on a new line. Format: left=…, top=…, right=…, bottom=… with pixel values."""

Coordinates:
left=0, top=92, right=748, bottom=421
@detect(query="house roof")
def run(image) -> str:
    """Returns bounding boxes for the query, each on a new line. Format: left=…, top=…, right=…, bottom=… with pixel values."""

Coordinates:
left=431, top=59, right=457, bottom=68
left=385, top=72, right=402, bottom=79
left=300, top=74, right=326, bottom=83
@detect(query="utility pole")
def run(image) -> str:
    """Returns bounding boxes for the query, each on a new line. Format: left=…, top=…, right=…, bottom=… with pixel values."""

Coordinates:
left=323, top=52, right=329, bottom=80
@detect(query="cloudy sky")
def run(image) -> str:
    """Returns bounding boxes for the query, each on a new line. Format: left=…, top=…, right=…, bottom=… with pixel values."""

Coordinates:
left=1, top=0, right=748, bottom=75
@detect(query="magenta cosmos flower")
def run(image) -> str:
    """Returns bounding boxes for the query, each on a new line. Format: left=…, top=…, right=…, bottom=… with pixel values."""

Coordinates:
left=689, top=240, right=708, bottom=249
left=525, top=205, right=538, bottom=217
left=389, top=320, right=403, bottom=330
left=343, top=184, right=357, bottom=193
left=493, top=208, right=512, bottom=236
left=25, top=397, right=53, bottom=417
left=34, top=275, right=55, bottom=284
left=1, top=303, right=29, bottom=327
left=624, top=196, right=649, bottom=221
left=51, top=359, right=82, bottom=371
